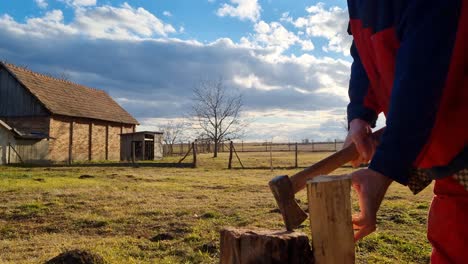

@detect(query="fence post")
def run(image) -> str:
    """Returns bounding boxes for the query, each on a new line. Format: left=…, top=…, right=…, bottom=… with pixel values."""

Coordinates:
left=312, top=140, right=314, bottom=152
left=192, top=142, right=197, bottom=168
left=241, top=141, right=244, bottom=152
left=295, top=142, right=298, bottom=168
left=334, top=139, right=337, bottom=151
left=228, top=141, right=233, bottom=169
left=270, top=142, right=273, bottom=171
left=265, top=142, right=268, bottom=152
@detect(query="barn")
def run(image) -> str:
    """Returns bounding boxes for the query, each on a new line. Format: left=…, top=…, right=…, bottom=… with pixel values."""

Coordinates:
left=0, top=62, right=161, bottom=164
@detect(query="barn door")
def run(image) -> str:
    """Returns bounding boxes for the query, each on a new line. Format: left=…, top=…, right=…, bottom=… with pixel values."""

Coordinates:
left=144, top=141, right=154, bottom=160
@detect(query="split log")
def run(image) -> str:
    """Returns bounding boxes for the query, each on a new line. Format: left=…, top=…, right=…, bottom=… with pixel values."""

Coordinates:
left=307, top=174, right=355, bottom=264
left=220, top=228, right=313, bottom=264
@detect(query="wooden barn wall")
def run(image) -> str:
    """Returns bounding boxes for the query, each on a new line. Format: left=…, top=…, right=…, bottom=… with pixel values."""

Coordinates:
left=0, top=116, right=50, bottom=135
left=0, top=68, right=48, bottom=117
left=8, top=140, right=49, bottom=164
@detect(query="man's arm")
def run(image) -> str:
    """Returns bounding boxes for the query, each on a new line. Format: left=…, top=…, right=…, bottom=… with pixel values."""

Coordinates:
left=347, top=41, right=379, bottom=128
left=369, top=0, right=462, bottom=184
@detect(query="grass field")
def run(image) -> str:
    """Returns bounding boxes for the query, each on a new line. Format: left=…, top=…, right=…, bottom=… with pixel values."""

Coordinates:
left=0, top=152, right=433, bottom=263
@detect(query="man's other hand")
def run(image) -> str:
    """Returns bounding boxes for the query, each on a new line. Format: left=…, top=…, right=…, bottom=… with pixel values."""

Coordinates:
left=344, top=119, right=376, bottom=167
left=351, top=168, right=392, bottom=241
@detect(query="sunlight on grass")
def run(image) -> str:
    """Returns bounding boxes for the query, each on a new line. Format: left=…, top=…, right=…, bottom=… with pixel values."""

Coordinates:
left=0, top=152, right=433, bottom=263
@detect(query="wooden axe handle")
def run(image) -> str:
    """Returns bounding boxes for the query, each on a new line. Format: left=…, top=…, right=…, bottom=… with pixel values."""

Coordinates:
left=290, top=127, right=385, bottom=193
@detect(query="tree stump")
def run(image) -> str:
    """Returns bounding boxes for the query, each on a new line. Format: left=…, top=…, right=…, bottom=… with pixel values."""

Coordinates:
left=220, top=228, right=313, bottom=264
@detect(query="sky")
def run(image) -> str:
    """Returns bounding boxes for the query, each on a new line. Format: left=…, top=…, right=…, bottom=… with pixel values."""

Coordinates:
left=0, top=0, right=385, bottom=142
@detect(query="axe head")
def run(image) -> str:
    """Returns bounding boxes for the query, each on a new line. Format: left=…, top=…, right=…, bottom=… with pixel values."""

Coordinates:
left=269, top=175, right=308, bottom=231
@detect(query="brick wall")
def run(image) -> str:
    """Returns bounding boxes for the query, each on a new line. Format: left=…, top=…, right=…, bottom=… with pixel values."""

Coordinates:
left=108, top=124, right=121, bottom=160
left=91, top=121, right=106, bottom=161
left=49, top=115, right=136, bottom=163
left=49, top=116, right=71, bottom=163
left=72, top=120, right=90, bottom=161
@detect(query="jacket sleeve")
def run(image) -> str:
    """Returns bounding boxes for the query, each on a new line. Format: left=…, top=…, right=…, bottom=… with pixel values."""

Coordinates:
left=347, top=41, right=379, bottom=128
left=369, top=0, right=462, bottom=184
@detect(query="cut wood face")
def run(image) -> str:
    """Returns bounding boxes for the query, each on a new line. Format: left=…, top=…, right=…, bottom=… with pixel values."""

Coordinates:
left=309, top=174, right=351, bottom=183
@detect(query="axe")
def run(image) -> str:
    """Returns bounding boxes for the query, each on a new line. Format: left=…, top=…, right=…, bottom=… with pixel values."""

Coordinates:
left=269, top=128, right=385, bottom=231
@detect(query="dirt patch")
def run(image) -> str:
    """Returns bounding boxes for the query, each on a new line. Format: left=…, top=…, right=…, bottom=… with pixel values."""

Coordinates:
left=45, top=249, right=104, bottom=264
left=79, top=175, right=95, bottom=179
left=198, top=242, right=217, bottom=255
left=150, top=233, right=174, bottom=242
left=33, top=178, right=45, bottom=182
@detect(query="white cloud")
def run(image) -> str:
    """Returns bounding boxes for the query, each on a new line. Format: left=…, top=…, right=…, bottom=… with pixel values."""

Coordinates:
left=62, top=0, right=97, bottom=7
left=0, top=3, right=176, bottom=40
left=0, top=11, right=77, bottom=37
left=35, top=0, right=48, bottom=9
left=241, top=21, right=314, bottom=55
left=163, top=11, right=172, bottom=17
left=74, top=3, right=176, bottom=39
left=292, top=3, right=351, bottom=55
left=217, top=0, right=261, bottom=22
left=233, top=74, right=281, bottom=91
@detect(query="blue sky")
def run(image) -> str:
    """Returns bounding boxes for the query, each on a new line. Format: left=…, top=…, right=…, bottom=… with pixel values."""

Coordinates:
left=0, top=0, right=383, bottom=141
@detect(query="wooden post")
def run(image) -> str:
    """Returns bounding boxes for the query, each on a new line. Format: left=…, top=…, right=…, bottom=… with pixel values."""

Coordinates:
left=131, top=142, right=136, bottom=163
left=307, top=175, right=355, bottom=264
left=68, top=120, right=74, bottom=165
left=228, top=141, right=233, bottom=169
left=88, top=123, right=93, bottom=161
left=295, top=142, right=298, bottom=168
left=220, top=228, right=313, bottom=264
left=312, top=140, right=314, bottom=152
left=105, top=124, right=109, bottom=160
left=334, top=139, right=337, bottom=152
left=7, top=144, right=10, bottom=164
left=270, top=142, right=273, bottom=171
left=241, top=141, right=244, bottom=152
left=192, top=142, right=197, bottom=168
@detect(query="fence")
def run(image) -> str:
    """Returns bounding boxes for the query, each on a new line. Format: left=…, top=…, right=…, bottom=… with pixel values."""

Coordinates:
left=164, top=140, right=344, bottom=156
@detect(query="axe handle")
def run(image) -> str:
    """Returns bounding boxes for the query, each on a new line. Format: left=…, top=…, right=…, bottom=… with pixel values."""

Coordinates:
left=290, top=127, right=385, bottom=193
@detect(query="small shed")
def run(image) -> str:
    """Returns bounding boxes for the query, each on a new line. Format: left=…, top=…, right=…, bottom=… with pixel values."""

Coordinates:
left=121, top=131, right=163, bottom=161
left=0, top=120, right=15, bottom=165
left=0, top=120, right=49, bottom=164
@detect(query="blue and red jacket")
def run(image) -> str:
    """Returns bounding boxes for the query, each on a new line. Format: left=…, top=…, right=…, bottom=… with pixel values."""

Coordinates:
left=347, top=0, right=468, bottom=185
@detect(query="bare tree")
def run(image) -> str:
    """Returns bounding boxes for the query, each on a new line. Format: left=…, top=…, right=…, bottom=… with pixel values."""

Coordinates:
left=191, top=79, right=244, bottom=158
left=160, top=121, right=187, bottom=155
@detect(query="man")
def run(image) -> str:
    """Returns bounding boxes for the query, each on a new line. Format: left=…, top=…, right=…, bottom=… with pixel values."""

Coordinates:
left=344, top=0, right=467, bottom=263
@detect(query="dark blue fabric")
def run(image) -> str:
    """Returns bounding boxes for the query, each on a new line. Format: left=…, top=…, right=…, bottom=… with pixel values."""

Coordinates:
left=347, top=42, right=378, bottom=128
left=348, top=0, right=405, bottom=32
left=365, top=0, right=461, bottom=184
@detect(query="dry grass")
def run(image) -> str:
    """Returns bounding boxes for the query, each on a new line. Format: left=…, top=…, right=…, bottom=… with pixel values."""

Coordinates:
left=0, top=152, right=433, bottom=263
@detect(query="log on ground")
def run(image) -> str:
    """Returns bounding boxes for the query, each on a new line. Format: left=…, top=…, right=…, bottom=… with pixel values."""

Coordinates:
left=220, top=227, right=313, bottom=264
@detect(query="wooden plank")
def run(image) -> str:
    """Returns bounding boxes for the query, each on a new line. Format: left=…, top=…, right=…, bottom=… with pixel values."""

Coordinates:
left=307, top=175, right=354, bottom=264
left=220, top=228, right=313, bottom=264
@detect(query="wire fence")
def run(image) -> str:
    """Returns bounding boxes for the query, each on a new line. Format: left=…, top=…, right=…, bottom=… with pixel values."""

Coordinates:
left=164, top=140, right=344, bottom=156
left=163, top=140, right=345, bottom=170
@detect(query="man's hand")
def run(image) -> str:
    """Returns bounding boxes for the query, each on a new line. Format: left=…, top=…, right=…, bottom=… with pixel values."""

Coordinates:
left=351, top=168, right=392, bottom=241
left=344, top=119, right=376, bottom=167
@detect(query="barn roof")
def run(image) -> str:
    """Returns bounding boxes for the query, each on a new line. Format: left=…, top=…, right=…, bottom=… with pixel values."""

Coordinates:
left=1, top=62, right=139, bottom=125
